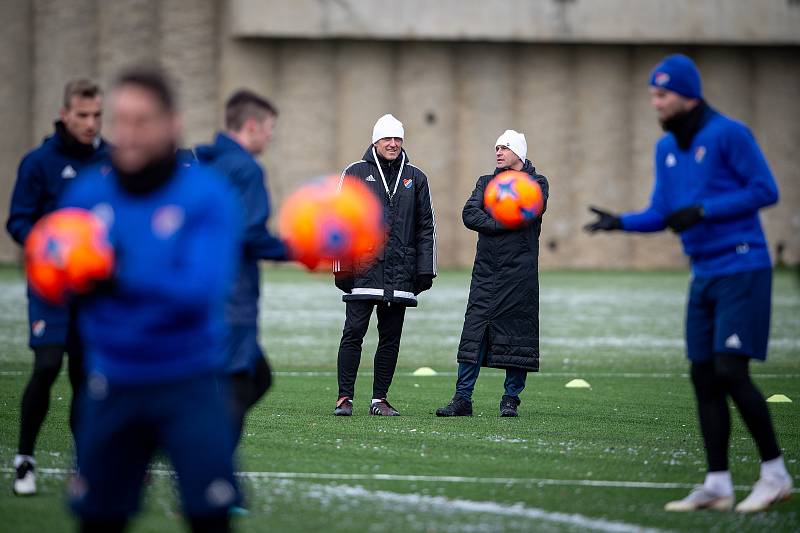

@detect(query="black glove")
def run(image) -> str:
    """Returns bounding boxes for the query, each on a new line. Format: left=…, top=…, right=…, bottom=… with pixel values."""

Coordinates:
left=334, top=273, right=354, bottom=294
left=413, top=275, right=434, bottom=296
left=584, top=206, right=622, bottom=233
left=665, top=205, right=704, bottom=233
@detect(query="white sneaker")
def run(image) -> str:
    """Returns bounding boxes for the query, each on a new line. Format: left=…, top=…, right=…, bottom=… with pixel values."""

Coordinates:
left=13, top=460, right=36, bottom=496
left=735, top=476, right=793, bottom=513
left=664, top=486, right=734, bottom=512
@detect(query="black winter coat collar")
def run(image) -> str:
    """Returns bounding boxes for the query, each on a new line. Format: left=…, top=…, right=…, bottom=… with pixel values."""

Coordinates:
left=363, top=145, right=408, bottom=199
left=493, top=159, right=537, bottom=177
left=363, top=145, right=408, bottom=171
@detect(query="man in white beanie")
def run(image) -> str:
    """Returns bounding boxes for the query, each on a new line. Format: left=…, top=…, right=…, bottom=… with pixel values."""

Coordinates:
left=437, top=130, right=548, bottom=418
left=332, top=114, right=437, bottom=416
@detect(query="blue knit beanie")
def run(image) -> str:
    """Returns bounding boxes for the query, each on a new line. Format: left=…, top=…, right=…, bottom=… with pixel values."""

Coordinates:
left=649, top=54, right=703, bottom=99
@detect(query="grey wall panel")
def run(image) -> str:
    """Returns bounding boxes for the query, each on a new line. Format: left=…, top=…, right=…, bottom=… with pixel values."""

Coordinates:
left=32, top=0, right=99, bottom=142
left=396, top=43, right=457, bottom=269
left=159, top=0, right=219, bottom=146
left=0, top=0, right=33, bottom=262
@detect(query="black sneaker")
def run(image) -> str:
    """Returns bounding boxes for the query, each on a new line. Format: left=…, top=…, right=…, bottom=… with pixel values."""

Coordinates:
left=435, top=396, right=473, bottom=417
left=334, top=397, right=353, bottom=416
left=500, top=395, right=520, bottom=417
left=13, top=460, right=36, bottom=495
left=369, top=399, right=400, bottom=416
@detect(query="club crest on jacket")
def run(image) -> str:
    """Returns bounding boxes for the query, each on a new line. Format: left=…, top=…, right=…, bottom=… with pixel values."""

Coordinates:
left=152, top=205, right=185, bottom=239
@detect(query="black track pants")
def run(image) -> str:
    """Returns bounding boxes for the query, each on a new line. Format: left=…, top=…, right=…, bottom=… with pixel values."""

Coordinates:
left=690, top=354, right=781, bottom=472
left=337, top=301, right=406, bottom=400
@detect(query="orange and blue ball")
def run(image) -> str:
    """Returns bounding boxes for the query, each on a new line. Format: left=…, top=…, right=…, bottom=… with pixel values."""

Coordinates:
left=483, top=170, right=544, bottom=229
left=24, top=208, right=115, bottom=304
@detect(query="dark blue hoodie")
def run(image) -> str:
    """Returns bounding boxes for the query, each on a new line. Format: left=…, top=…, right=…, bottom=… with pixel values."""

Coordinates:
left=195, top=133, right=288, bottom=333
left=6, top=121, right=110, bottom=346
left=7, top=121, right=110, bottom=245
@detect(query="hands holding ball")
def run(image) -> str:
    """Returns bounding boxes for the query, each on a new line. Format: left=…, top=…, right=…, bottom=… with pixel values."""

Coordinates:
left=25, top=208, right=115, bottom=305
left=484, top=170, right=545, bottom=228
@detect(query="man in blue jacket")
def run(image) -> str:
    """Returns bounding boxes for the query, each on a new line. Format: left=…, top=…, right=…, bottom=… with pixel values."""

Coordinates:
left=585, top=54, right=791, bottom=513
left=6, top=79, right=109, bottom=496
left=196, top=89, right=292, bottom=441
left=62, top=68, right=241, bottom=533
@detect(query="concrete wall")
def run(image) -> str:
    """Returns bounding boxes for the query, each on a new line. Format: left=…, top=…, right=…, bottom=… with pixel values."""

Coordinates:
left=230, top=0, right=800, bottom=45
left=0, top=0, right=32, bottom=262
left=222, top=40, right=798, bottom=269
left=1, top=0, right=798, bottom=269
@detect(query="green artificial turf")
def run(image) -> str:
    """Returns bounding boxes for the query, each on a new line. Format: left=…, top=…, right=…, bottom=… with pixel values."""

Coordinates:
left=0, top=266, right=798, bottom=532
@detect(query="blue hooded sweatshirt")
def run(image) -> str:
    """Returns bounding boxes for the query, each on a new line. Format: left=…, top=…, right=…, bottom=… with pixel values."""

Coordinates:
left=195, top=133, right=288, bottom=330
left=7, top=122, right=110, bottom=245
left=621, top=107, right=779, bottom=277
left=6, top=122, right=110, bottom=346
left=59, top=162, right=241, bottom=385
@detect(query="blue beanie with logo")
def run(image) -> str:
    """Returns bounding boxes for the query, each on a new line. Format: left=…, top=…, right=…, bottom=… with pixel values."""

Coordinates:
left=649, top=54, right=703, bottom=99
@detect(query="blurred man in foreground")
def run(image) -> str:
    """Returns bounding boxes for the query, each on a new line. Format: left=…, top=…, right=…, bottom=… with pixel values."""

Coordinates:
left=585, top=54, right=790, bottom=513
left=7, top=79, right=109, bottom=496
left=62, top=68, right=241, bottom=533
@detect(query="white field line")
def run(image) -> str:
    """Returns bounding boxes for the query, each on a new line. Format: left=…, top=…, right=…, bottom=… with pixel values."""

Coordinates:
left=0, top=466, right=664, bottom=533
left=300, top=482, right=666, bottom=533
left=1, top=370, right=799, bottom=379
left=5, top=467, right=798, bottom=494
left=270, top=371, right=800, bottom=379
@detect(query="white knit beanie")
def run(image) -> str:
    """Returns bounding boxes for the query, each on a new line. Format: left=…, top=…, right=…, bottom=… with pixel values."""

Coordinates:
left=495, top=129, right=527, bottom=162
left=372, top=114, right=404, bottom=144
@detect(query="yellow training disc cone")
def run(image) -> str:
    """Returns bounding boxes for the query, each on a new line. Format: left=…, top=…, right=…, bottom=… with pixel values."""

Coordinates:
left=412, top=367, right=437, bottom=377
left=766, top=394, right=792, bottom=403
left=565, top=378, right=591, bottom=388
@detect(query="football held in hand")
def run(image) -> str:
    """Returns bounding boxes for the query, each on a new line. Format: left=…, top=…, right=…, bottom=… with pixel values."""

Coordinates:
left=24, top=207, right=115, bottom=305
left=483, top=170, right=545, bottom=229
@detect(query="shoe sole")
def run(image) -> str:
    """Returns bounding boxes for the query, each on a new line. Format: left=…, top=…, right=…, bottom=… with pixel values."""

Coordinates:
left=736, top=492, right=792, bottom=513
left=665, top=497, right=734, bottom=512
left=500, top=412, right=518, bottom=417
left=435, top=412, right=472, bottom=417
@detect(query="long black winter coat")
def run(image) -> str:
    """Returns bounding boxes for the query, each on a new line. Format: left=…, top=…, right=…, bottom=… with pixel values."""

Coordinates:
left=457, top=160, right=549, bottom=371
left=333, top=145, right=437, bottom=307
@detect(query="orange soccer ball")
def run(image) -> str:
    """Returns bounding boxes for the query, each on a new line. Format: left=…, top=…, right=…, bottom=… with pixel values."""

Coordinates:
left=279, top=175, right=385, bottom=271
left=24, top=208, right=115, bottom=305
left=483, top=170, right=544, bottom=228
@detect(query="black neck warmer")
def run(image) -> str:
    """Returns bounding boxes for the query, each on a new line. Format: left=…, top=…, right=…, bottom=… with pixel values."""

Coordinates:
left=114, top=151, right=178, bottom=195
left=55, top=120, right=97, bottom=159
left=661, top=101, right=710, bottom=151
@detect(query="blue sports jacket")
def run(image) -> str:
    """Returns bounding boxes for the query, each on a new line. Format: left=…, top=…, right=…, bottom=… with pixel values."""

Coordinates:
left=6, top=123, right=109, bottom=346
left=60, top=163, right=241, bottom=385
left=195, top=133, right=288, bottom=373
left=196, top=133, right=288, bottom=321
left=7, top=124, right=110, bottom=245
left=621, top=108, right=779, bottom=277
